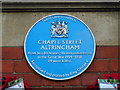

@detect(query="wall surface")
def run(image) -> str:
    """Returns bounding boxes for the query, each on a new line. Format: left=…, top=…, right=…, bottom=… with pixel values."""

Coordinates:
left=1, top=2, right=119, bottom=89
left=2, top=12, right=118, bottom=46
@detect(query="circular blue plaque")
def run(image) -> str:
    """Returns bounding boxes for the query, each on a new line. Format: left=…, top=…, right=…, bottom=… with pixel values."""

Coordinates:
left=24, top=14, right=96, bottom=80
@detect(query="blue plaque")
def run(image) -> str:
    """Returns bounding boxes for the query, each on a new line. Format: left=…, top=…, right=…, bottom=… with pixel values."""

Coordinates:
left=24, top=14, right=96, bottom=80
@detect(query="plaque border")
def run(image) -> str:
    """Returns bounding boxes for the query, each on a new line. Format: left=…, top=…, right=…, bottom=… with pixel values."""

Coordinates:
left=24, top=13, right=96, bottom=80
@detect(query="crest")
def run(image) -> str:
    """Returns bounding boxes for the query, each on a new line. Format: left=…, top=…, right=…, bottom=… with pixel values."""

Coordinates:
left=50, top=20, right=68, bottom=38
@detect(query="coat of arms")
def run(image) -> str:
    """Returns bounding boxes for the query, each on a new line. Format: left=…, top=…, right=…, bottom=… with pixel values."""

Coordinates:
left=50, top=20, right=68, bottom=38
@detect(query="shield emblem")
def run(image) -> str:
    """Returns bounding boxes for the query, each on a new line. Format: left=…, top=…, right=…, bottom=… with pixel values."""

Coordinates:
left=51, top=20, right=68, bottom=38
left=56, top=28, right=63, bottom=35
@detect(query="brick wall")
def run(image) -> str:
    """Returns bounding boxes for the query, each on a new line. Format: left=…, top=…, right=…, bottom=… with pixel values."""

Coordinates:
left=1, top=46, right=119, bottom=88
left=1, top=1, right=119, bottom=89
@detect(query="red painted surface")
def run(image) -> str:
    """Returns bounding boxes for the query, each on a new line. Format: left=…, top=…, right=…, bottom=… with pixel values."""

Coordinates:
left=2, top=47, right=23, bottom=59
left=1, top=46, right=119, bottom=88
left=99, top=46, right=118, bottom=58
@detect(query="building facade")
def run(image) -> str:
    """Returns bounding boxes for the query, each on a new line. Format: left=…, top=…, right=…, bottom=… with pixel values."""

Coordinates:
left=1, top=1, right=119, bottom=89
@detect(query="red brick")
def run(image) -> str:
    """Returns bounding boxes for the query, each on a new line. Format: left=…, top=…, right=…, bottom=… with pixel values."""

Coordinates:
left=118, top=73, right=120, bottom=79
left=31, top=87, right=86, bottom=90
left=2, top=47, right=23, bottom=59
left=99, top=46, right=118, bottom=58
left=98, top=73, right=120, bottom=79
left=94, top=47, right=100, bottom=59
left=2, top=74, right=24, bottom=78
left=81, top=73, right=98, bottom=86
left=118, top=59, right=120, bottom=72
left=2, top=60, right=14, bottom=73
left=23, top=74, right=43, bottom=86
left=42, top=76, right=81, bottom=86
left=0, top=74, right=2, bottom=78
left=98, top=73, right=109, bottom=79
left=32, top=87, right=73, bottom=90
left=118, top=47, right=120, bottom=59
left=72, top=87, right=86, bottom=90
left=0, top=61, right=2, bottom=72
left=86, top=60, right=109, bottom=72
left=0, top=48, right=2, bottom=59
left=52, top=87, right=72, bottom=90
left=109, top=60, right=119, bottom=72
left=15, top=60, right=34, bottom=73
